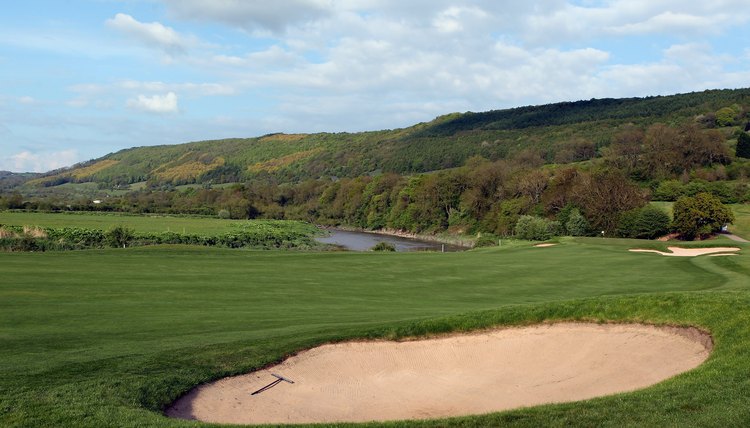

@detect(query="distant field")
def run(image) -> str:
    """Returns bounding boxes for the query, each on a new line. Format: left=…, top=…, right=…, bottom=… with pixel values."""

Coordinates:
left=731, top=204, right=750, bottom=240
left=0, top=211, right=313, bottom=236
left=648, top=200, right=674, bottom=216
left=2, top=238, right=750, bottom=426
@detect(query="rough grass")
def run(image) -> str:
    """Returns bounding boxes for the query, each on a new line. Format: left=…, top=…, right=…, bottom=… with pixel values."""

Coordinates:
left=1, top=238, right=749, bottom=426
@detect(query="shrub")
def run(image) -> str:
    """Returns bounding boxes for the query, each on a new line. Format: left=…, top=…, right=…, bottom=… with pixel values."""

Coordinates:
left=514, top=215, right=560, bottom=241
left=652, top=180, right=684, bottom=201
left=0, top=227, right=18, bottom=239
left=565, top=208, right=590, bottom=236
left=716, top=107, right=737, bottom=127
left=23, top=226, right=47, bottom=239
left=217, top=209, right=231, bottom=219
left=106, top=226, right=135, bottom=248
left=618, top=205, right=671, bottom=239
left=474, top=233, right=500, bottom=247
left=371, top=242, right=396, bottom=251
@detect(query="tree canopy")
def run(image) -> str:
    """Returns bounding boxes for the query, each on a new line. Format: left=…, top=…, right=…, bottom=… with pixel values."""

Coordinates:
left=672, top=193, right=734, bottom=240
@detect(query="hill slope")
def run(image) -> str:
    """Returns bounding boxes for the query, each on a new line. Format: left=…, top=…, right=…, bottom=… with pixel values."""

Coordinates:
left=20, top=88, right=750, bottom=189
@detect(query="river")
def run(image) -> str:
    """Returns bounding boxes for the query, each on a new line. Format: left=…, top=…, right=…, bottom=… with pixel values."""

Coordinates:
left=315, top=229, right=466, bottom=252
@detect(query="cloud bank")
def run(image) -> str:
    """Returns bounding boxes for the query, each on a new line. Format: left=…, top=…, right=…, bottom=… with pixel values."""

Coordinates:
left=126, top=92, right=179, bottom=113
left=2, top=0, right=750, bottom=172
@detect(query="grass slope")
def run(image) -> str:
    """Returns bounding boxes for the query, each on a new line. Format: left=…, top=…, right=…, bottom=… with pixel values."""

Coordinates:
left=731, top=204, right=750, bottom=240
left=1, top=238, right=749, bottom=426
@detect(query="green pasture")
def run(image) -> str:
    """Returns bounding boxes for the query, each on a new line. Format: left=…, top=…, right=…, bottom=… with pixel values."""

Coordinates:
left=1, top=238, right=750, bottom=426
left=0, top=211, right=314, bottom=236
left=730, top=204, right=750, bottom=240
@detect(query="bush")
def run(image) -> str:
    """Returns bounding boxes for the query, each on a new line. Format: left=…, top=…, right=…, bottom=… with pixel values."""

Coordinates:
left=371, top=242, right=396, bottom=251
left=618, top=205, right=671, bottom=239
left=514, top=215, right=560, bottom=241
left=652, top=180, right=684, bottom=201
left=565, top=208, right=589, bottom=236
left=716, top=107, right=738, bottom=127
left=217, top=209, right=231, bottom=219
left=474, top=233, right=500, bottom=247
left=106, top=226, right=135, bottom=248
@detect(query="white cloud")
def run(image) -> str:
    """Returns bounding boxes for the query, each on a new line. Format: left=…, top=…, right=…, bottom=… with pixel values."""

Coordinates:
left=524, top=1, right=750, bottom=43
left=118, top=80, right=235, bottom=96
left=18, top=96, right=36, bottom=105
left=163, top=0, right=333, bottom=33
left=67, top=98, right=89, bottom=108
left=432, top=6, right=489, bottom=33
left=106, top=13, right=191, bottom=54
left=126, top=92, right=179, bottom=113
left=3, top=150, right=79, bottom=173
left=5, top=0, right=750, bottom=171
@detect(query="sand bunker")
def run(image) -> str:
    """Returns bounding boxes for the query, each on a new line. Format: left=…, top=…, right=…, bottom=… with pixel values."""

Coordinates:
left=534, top=243, right=557, bottom=247
left=166, top=323, right=711, bottom=425
left=629, top=246, right=741, bottom=257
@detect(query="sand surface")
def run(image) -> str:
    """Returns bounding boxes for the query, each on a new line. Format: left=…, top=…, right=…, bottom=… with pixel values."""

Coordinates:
left=534, top=243, right=557, bottom=247
left=629, top=246, right=740, bottom=257
left=166, top=323, right=711, bottom=425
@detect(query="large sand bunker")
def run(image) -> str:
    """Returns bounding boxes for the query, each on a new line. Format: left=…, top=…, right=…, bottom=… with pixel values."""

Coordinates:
left=166, top=323, right=711, bottom=425
left=629, top=246, right=740, bottom=257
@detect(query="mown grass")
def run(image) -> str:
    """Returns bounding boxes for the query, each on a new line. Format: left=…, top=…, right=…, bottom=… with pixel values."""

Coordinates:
left=0, top=211, right=315, bottom=236
left=1, top=238, right=749, bottom=426
left=730, top=204, right=750, bottom=240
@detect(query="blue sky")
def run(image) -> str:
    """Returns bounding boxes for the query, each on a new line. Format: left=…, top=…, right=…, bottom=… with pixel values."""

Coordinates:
left=1, top=0, right=749, bottom=172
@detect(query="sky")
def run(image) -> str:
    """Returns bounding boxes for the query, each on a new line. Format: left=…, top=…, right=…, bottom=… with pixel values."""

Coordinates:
left=1, top=1, right=750, bottom=173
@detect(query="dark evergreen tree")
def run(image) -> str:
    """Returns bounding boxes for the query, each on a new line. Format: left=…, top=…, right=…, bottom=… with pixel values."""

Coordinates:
left=737, top=132, right=750, bottom=159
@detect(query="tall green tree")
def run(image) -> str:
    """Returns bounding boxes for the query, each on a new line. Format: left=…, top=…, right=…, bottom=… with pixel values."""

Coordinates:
left=737, top=132, right=750, bottom=159
left=672, top=193, right=734, bottom=240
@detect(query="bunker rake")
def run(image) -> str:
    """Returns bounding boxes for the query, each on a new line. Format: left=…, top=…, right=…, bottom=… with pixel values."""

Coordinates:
left=251, top=373, right=295, bottom=395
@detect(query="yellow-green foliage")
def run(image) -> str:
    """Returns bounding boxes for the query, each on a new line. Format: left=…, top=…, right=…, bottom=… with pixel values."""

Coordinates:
left=153, top=152, right=225, bottom=182
left=248, top=149, right=320, bottom=173
left=26, top=176, right=55, bottom=186
left=0, top=227, right=17, bottom=239
left=22, top=226, right=47, bottom=239
left=70, top=160, right=120, bottom=179
left=26, top=160, right=120, bottom=186
left=258, top=133, right=307, bottom=143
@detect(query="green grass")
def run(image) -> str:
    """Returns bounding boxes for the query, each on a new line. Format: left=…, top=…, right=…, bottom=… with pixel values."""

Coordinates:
left=730, top=204, right=750, bottom=240
left=648, top=200, right=674, bottom=217
left=1, top=238, right=750, bottom=426
left=0, top=211, right=315, bottom=236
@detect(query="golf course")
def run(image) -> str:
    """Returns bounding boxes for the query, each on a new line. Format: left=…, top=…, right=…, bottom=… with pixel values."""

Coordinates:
left=2, top=235, right=750, bottom=426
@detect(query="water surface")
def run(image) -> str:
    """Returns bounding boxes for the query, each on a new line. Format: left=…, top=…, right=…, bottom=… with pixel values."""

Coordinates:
left=315, top=229, right=464, bottom=252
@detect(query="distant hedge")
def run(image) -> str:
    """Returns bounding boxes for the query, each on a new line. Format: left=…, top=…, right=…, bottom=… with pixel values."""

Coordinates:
left=0, top=224, right=318, bottom=252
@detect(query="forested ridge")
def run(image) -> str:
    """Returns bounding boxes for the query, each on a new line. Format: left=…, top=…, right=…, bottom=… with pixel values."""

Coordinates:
left=3, top=88, right=750, bottom=240
left=8, top=87, right=750, bottom=188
